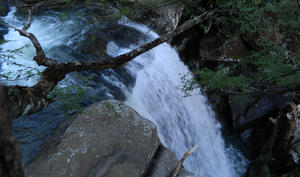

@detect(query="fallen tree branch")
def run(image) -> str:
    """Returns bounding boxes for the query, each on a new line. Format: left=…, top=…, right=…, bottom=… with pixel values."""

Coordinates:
left=22, top=9, right=32, bottom=31
left=1, top=9, right=216, bottom=118
left=0, top=9, right=215, bottom=177
left=171, top=145, right=199, bottom=177
left=58, top=9, right=217, bottom=72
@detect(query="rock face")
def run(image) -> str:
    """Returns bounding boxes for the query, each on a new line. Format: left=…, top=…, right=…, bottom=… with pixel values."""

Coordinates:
left=228, top=93, right=287, bottom=130
left=25, top=100, right=194, bottom=177
left=140, top=3, right=184, bottom=35
left=121, top=0, right=183, bottom=34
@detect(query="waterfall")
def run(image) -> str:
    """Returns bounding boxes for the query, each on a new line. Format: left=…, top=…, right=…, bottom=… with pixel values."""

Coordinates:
left=110, top=22, right=248, bottom=177
left=1, top=7, right=248, bottom=176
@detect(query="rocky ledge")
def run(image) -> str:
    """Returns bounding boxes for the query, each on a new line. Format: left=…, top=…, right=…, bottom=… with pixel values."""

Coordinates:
left=25, top=100, right=194, bottom=177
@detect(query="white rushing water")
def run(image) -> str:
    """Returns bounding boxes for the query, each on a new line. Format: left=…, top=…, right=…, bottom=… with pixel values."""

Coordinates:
left=110, top=22, right=248, bottom=177
left=1, top=8, right=248, bottom=176
left=0, top=7, right=84, bottom=86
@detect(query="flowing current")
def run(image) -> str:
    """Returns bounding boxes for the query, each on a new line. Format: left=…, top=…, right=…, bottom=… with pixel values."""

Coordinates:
left=1, top=8, right=248, bottom=177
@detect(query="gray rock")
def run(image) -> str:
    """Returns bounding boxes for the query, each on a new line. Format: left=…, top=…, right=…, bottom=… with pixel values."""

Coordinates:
left=229, top=94, right=287, bottom=130
left=141, top=3, right=184, bottom=35
left=120, top=0, right=183, bottom=34
left=25, top=100, right=194, bottom=177
left=145, top=145, right=194, bottom=177
left=243, top=156, right=270, bottom=177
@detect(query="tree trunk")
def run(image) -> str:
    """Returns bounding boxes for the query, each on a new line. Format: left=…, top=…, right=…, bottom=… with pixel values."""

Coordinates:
left=0, top=87, right=24, bottom=177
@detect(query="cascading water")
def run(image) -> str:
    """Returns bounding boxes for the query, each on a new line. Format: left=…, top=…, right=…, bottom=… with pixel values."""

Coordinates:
left=108, top=22, right=248, bottom=177
left=1, top=7, right=248, bottom=176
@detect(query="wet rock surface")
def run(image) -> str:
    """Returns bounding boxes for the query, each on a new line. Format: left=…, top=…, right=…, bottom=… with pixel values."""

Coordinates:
left=25, top=100, right=194, bottom=177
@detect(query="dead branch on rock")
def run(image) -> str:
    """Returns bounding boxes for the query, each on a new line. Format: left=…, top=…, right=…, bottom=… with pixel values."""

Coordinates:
left=171, top=145, right=199, bottom=177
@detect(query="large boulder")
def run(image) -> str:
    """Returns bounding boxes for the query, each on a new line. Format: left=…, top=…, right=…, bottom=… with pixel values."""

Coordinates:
left=25, top=100, right=194, bottom=177
left=117, top=0, right=183, bottom=35
left=79, top=23, right=147, bottom=60
left=228, top=93, right=287, bottom=130
left=140, top=2, right=184, bottom=35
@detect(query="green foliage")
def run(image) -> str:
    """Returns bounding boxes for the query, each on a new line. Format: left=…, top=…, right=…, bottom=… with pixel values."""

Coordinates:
left=104, top=102, right=120, bottom=117
left=180, top=68, right=249, bottom=95
left=195, top=68, right=249, bottom=92
left=181, top=0, right=300, bottom=97
left=48, top=73, right=95, bottom=115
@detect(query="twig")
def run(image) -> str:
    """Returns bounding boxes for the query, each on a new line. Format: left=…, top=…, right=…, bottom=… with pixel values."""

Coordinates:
left=204, top=19, right=212, bottom=34
left=171, top=145, right=199, bottom=177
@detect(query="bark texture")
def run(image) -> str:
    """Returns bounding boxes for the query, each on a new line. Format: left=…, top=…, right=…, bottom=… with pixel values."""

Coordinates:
left=0, top=87, right=24, bottom=177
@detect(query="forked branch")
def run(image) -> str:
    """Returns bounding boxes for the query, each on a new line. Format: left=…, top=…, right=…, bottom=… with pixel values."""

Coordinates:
left=2, top=9, right=216, bottom=118
left=172, top=145, right=199, bottom=177
left=7, top=9, right=57, bottom=67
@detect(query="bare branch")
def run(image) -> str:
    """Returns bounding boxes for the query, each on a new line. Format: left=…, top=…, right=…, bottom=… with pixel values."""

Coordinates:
left=0, top=8, right=214, bottom=177
left=4, top=13, right=58, bottom=67
left=22, top=9, right=32, bottom=31
left=172, top=145, right=199, bottom=177
left=4, top=9, right=216, bottom=120
left=204, top=19, right=212, bottom=34
left=59, top=9, right=217, bottom=72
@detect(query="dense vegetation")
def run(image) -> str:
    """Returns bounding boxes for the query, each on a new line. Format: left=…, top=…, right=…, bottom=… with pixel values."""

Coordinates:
left=181, top=0, right=299, bottom=102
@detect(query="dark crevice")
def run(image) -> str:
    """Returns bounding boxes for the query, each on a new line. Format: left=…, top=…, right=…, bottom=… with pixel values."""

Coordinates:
left=142, top=144, right=165, bottom=177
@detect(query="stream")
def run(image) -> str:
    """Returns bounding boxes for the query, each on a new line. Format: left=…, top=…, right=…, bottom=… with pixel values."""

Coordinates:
left=0, top=7, right=248, bottom=177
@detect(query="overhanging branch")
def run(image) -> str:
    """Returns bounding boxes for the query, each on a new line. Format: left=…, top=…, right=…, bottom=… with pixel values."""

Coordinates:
left=3, top=9, right=216, bottom=118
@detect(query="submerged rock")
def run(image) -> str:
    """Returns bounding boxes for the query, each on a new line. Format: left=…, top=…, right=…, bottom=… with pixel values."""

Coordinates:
left=25, top=100, right=194, bottom=177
